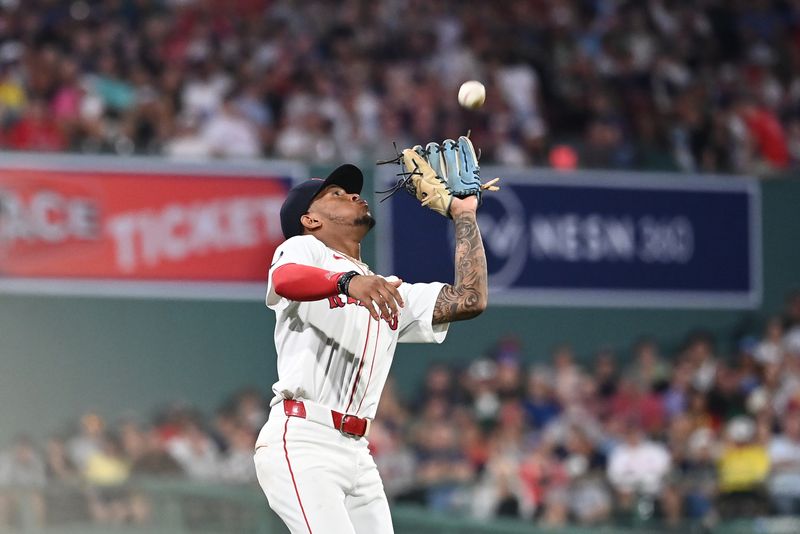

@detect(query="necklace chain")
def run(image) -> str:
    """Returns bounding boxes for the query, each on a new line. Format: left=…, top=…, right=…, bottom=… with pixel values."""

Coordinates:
left=328, top=246, right=369, bottom=269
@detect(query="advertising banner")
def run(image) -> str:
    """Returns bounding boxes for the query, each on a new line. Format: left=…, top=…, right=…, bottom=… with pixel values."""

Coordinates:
left=377, top=168, right=761, bottom=308
left=0, top=154, right=305, bottom=299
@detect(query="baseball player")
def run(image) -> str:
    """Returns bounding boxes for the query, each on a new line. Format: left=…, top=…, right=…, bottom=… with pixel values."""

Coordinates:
left=254, top=136, right=498, bottom=534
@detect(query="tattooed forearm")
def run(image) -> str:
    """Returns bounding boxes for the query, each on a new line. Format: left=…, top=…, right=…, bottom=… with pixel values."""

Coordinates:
left=432, top=211, right=488, bottom=324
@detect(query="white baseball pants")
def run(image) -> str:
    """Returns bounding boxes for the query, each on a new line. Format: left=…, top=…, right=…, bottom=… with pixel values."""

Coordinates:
left=254, top=403, right=394, bottom=534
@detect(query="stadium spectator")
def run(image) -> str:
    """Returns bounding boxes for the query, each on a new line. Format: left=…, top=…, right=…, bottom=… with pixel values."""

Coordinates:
left=755, top=317, right=786, bottom=366
left=663, top=360, right=692, bottom=419
left=606, top=421, right=671, bottom=516
left=67, top=412, right=106, bottom=472
left=200, top=94, right=261, bottom=158
left=44, top=436, right=78, bottom=483
left=684, top=331, right=719, bottom=394
left=43, top=435, right=90, bottom=526
left=129, top=429, right=183, bottom=478
left=233, top=388, right=268, bottom=433
left=217, top=425, right=257, bottom=484
left=472, top=451, right=527, bottom=520
left=495, top=356, right=524, bottom=402
left=0, top=436, right=46, bottom=528
left=610, top=376, right=667, bottom=436
left=768, top=411, right=800, bottom=515
left=165, top=420, right=221, bottom=481
left=163, top=114, right=208, bottom=158
left=462, top=358, right=501, bottom=425
left=628, top=338, right=670, bottom=392
left=4, top=98, right=66, bottom=151
left=551, top=344, right=582, bottom=405
left=736, top=97, right=790, bottom=172
left=593, top=348, right=619, bottom=402
left=522, top=369, right=560, bottom=430
left=0, top=62, right=25, bottom=126
left=562, top=426, right=612, bottom=525
left=83, top=434, right=132, bottom=525
left=716, top=416, right=771, bottom=519
left=666, top=414, right=710, bottom=518
left=417, top=363, right=458, bottom=410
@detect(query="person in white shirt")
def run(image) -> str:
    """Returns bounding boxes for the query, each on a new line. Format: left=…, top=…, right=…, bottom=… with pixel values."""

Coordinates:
left=768, top=412, right=800, bottom=514
left=201, top=97, right=261, bottom=158
left=607, top=422, right=671, bottom=510
left=253, top=161, right=489, bottom=534
left=0, top=436, right=47, bottom=528
left=166, top=421, right=220, bottom=481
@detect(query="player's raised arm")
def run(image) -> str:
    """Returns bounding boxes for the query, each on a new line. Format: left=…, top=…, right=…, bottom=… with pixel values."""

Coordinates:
left=432, top=195, right=488, bottom=324
left=376, top=135, right=498, bottom=325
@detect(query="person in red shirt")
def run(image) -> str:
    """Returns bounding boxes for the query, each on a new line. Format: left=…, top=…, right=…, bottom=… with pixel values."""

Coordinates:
left=737, top=98, right=789, bottom=170
left=5, top=99, right=67, bottom=151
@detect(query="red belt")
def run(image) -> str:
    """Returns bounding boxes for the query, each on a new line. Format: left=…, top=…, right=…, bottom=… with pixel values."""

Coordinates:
left=283, top=399, right=370, bottom=438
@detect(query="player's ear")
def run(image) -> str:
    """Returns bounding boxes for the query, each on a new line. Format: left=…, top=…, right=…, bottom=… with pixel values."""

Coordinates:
left=300, top=213, right=321, bottom=232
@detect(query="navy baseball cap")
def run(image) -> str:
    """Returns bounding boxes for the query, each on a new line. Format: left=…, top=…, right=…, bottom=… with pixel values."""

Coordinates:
left=280, top=164, right=364, bottom=239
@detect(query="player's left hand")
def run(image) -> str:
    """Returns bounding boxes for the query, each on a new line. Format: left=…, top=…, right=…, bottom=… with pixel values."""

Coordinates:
left=377, top=135, right=499, bottom=218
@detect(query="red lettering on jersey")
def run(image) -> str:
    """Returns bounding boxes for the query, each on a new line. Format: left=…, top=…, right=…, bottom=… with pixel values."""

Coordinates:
left=329, top=297, right=399, bottom=329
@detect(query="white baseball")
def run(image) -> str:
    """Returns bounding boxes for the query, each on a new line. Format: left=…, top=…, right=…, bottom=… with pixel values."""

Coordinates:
left=458, top=80, right=486, bottom=110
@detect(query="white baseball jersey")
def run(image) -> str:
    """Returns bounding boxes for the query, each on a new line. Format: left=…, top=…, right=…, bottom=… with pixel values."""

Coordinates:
left=265, top=235, right=449, bottom=419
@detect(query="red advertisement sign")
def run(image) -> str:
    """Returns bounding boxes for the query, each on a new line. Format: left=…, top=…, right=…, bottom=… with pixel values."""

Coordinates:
left=0, top=167, right=291, bottom=283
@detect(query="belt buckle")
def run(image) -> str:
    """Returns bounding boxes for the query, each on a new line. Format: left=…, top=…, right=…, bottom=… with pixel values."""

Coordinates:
left=338, top=414, right=362, bottom=438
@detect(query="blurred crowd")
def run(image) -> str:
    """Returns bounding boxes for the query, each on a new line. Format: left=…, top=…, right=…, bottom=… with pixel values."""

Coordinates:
left=367, top=289, right=800, bottom=528
left=1, top=0, right=800, bottom=174
left=3, top=290, right=800, bottom=529
left=0, top=389, right=265, bottom=527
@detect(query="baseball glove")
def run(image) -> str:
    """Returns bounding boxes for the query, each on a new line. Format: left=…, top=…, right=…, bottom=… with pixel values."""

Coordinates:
left=377, top=135, right=500, bottom=217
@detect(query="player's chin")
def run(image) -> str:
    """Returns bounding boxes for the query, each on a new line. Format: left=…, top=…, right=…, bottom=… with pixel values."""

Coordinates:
left=355, top=213, right=376, bottom=230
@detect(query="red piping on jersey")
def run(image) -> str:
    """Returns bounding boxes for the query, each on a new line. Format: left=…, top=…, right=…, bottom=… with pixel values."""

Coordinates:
left=345, top=315, right=372, bottom=413
left=283, top=418, right=313, bottom=534
left=273, top=263, right=344, bottom=301
left=355, top=320, right=381, bottom=415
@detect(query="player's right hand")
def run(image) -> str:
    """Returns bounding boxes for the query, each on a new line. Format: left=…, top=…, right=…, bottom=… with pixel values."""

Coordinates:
left=347, top=276, right=404, bottom=321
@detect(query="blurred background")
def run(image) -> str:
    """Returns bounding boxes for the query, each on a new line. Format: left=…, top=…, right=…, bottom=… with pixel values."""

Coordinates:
left=1, top=0, right=800, bottom=533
